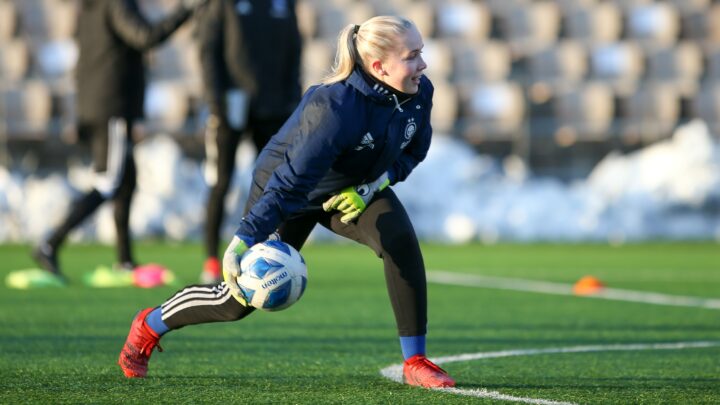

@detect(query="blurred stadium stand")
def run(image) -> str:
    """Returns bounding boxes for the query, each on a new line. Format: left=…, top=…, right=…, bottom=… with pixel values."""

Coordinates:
left=1, top=0, right=719, bottom=180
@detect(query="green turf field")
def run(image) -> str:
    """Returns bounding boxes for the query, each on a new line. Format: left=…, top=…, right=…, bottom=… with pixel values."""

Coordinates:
left=1, top=242, right=719, bottom=404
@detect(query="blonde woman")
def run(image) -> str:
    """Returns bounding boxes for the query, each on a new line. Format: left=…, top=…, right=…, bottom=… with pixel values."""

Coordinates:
left=119, top=15, right=455, bottom=388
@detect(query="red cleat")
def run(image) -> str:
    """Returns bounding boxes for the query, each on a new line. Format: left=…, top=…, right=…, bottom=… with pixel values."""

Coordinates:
left=403, top=354, right=456, bottom=388
left=118, top=308, right=163, bottom=378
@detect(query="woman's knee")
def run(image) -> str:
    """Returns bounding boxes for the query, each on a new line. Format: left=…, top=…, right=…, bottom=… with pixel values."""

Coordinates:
left=377, top=227, right=419, bottom=257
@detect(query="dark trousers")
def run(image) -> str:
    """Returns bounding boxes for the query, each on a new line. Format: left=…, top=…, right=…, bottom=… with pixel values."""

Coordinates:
left=47, top=117, right=136, bottom=265
left=162, top=187, right=428, bottom=337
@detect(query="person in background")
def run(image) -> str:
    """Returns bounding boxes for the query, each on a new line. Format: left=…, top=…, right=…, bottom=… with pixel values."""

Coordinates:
left=197, top=0, right=302, bottom=283
left=29, top=0, right=205, bottom=287
left=118, top=15, right=455, bottom=389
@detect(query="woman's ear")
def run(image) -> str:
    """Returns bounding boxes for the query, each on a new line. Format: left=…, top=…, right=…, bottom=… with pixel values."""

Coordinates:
left=371, top=60, right=386, bottom=77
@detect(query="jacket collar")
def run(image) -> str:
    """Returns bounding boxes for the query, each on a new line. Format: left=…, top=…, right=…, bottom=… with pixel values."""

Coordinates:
left=346, top=67, right=388, bottom=103
left=345, top=67, right=416, bottom=107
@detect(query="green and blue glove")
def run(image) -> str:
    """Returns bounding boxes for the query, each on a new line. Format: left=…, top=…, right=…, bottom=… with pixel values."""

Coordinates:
left=222, top=235, right=251, bottom=305
left=222, top=232, right=281, bottom=305
left=322, top=172, right=390, bottom=224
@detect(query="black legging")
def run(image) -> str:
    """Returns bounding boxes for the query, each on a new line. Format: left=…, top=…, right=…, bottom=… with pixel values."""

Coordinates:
left=203, top=114, right=287, bottom=260
left=162, top=187, right=427, bottom=337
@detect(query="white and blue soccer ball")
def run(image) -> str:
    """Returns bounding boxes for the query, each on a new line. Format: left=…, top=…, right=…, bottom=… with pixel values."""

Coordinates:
left=237, top=240, right=307, bottom=311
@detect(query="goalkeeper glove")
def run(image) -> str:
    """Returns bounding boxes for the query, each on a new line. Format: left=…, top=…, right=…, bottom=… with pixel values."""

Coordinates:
left=222, top=235, right=252, bottom=305
left=322, top=172, right=390, bottom=224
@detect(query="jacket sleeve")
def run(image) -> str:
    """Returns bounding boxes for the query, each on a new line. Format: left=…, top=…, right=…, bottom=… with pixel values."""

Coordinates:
left=197, top=0, right=225, bottom=114
left=108, top=0, right=191, bottom=51
left=388, top=82, right=434, bottom=184
left=235, top=94, right=359, bottom=243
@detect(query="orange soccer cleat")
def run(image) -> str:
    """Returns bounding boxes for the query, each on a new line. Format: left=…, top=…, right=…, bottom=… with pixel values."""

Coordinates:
left=403, top=354, right=456, bottom=388
left=118, top=308, right=163, bottom=378
left=200, top=256, right=222, bottom=284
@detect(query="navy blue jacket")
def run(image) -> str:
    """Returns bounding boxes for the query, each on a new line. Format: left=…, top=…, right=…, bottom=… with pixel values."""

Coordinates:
left=236, top=68, right=434, bottom=243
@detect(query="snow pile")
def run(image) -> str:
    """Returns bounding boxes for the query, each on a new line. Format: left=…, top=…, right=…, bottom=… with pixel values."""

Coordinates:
left=0, top=121, right=718, bottom=244
left=396, top=119, right=720, bottom=243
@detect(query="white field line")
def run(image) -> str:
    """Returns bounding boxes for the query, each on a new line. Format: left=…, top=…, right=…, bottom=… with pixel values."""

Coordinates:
left=380, top=341, right=720, bottom=404
left=427, top=271, right=720, bottom=310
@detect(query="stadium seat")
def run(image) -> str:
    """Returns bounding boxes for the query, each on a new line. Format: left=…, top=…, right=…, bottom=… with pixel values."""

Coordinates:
left=589, top=41, right=644, bottom=95
left=0, top=80, right=53, bottom=137
left=645, top=43, right=703, bottom=97
left=301, top=38, right=333, bottom=90
left=502, top=2, right=562, bottom=56
left=314, top=6, right=347, bottom=40
left=359, top=0, right=403, bottom=16
left=35, top=39, right=79, bottom=79
left=691, top=82, right=720, bottom=137
left=708, top=46, right=720, bottom=80
left=429, top=79, right=459, bottom=135
left=667, top=0, right=711, bottom=16
left=483, top=0, right=530, bottom=17
left=138, top=0, right=171, bottom=19
left=144, top=81, right=190, bottom=132
left=296, top=0, right=318, bottom=39
left=459, top=81, right=525, bottom=143
left=15, top=0, right=46, bottom=39
left=420, top=39, right=453, bottom=81
left=148, top=42, right=199, bottom=80
left=16, top=0, right=79, bottom=41
left=405, top=1, right=435, bottom=38
left=564, top=2, right=622, bottom=45
left=135, top=0, right=196, bottom=44
left=612, top=0, right=653, bottom=12
left=678, top=3, right=720, bottom=42
left=0, top=40, right=30, bottom=82
left=435, top=0, right=491, bottom=41
left=552, top=0, right=599, bottom=12
left=452, top=40, right=511, bottom=84
left=620, top=83, right=680, bottom=144
left=148, top=42, right=202, bottom=98
left=52, top=82, right=77, bottom=140
left=344, top=2, right=376, bottom=33
left=46, top=0, right=79, bottom=40
left=553, top=82, right=614, bottom=143
left=626, top=3, right=680, bottom=47
left=528, top=41, right=588, bottom=85
left=315, top=2, right=374, bottom=40
left=0, top=0, right=18, bottom=42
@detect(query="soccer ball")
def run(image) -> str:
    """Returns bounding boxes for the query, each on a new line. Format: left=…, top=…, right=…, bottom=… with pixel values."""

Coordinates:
left=237, top=240, right=307, bottom=311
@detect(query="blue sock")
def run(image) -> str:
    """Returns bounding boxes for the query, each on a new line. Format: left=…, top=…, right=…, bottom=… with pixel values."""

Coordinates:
left=399, top=335, right=426, bottom=360
left=145, top=307, right=169, bottom=336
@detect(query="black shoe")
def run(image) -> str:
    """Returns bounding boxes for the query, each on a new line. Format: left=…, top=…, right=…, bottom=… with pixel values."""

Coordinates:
left=32, top=243, right=61, bottom=275
left=115, top=261, right=137, bottom=272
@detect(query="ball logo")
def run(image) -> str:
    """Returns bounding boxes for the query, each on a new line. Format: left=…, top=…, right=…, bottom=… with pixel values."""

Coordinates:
left=261, top=270, right=288, bottom=289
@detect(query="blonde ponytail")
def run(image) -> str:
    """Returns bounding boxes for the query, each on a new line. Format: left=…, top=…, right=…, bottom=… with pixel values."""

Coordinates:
left=321, top=24, right=359, bottom=84
left=321, top=16, right=415, bottom=85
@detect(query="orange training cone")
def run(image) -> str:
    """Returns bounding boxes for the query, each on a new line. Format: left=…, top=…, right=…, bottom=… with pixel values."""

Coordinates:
left=572, top=276, right=605, bottom=296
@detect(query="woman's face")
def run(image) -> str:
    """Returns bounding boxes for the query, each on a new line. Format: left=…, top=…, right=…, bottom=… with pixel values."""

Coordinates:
left=375, top=26, right=427, bottom=94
